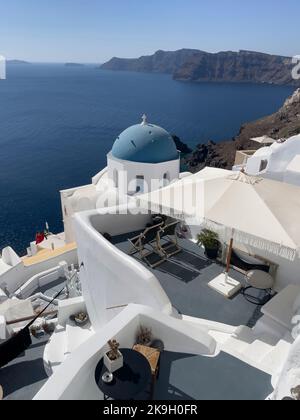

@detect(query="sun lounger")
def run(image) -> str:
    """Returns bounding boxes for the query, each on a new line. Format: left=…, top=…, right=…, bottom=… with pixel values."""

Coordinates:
left=157, top=220, right=182, bottom=258
left=128, top=223, right=166, bottom=268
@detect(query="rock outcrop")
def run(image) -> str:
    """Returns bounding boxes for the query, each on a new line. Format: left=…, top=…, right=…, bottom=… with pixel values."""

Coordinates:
left=102, top=49, right=299, bottom=86
left=185, top=89, right=300, bottom=172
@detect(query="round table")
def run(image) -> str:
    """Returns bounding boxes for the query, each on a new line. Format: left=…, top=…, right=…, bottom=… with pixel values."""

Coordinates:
left=243, top=270, right=275, bottom=305
left=95, top=349, right=152, bottom=400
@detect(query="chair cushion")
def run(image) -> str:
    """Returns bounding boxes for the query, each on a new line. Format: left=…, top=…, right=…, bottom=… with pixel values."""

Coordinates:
left=262, top=285, right=300, bottom=331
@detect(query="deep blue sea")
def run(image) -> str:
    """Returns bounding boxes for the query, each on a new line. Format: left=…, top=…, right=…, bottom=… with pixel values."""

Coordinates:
left=0, top=63, right=294, bottom=254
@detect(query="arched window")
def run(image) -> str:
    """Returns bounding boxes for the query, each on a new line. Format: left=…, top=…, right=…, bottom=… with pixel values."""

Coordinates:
left=113, top=169, right=119, bottom=188
left=136, top=175, right=145, bottom=193
left=163, top=172, right=170, bottom=186
left=259, top=160, right=268, bottom=172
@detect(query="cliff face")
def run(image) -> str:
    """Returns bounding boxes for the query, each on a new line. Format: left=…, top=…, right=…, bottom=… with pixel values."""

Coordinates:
left=101, top=49, right=200, bottom=74
left=101, top=49, right=299, bottom=86
left=185, top=89, right=300, bottom=172
left=174, top=50, right=296, bottom=85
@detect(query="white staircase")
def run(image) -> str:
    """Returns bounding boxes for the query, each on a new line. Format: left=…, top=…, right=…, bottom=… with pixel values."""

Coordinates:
left=222, top=326, right=293, bottom=375
left=43, top=321, right=94, bottom=376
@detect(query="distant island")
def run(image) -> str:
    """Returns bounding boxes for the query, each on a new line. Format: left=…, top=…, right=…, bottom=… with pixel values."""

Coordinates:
left=101, top=49, right=299, bottom=86
left=7, top=60, right=30, bottom=65
left=65, top=62, right=84, bottom=67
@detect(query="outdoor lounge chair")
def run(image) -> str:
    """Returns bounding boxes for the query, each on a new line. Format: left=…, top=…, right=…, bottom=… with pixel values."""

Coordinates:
left=157, top=220, right=182, bottom=258
left=128, top=223, right=166, bottom=268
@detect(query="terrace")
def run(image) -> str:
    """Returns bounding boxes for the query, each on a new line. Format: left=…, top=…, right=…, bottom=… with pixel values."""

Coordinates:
left=113, top=232, right=264, bottom=327
left=1, top=214, right=276, bottom=400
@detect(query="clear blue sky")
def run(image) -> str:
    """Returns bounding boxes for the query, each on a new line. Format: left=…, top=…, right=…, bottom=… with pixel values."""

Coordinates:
left=0, top=0, right=299, bottom=62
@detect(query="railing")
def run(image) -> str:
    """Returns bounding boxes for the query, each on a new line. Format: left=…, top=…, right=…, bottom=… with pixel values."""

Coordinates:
left=6, top=310, right=58, bottom=326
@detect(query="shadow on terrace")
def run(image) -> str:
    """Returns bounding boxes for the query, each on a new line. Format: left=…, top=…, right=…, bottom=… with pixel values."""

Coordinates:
left=112, top=225, right=264, bottom=329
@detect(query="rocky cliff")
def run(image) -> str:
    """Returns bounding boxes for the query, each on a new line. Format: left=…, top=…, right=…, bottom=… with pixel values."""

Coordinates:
left=185, top=89, right=300, bottom=172
left=102, top=49, right=299, bottom=86
left=101, top=49, right=200, bottom=74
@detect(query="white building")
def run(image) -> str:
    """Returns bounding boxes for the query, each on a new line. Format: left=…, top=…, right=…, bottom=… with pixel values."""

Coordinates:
left=233, top=134, right=300, bottom=186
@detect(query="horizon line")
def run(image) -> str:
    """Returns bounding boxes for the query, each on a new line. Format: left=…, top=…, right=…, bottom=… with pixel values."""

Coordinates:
left=6, top=46, right=297, bottom=65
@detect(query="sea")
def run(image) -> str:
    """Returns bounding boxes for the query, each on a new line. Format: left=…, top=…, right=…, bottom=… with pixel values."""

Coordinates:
left=0, top=63, right=294, bottom=254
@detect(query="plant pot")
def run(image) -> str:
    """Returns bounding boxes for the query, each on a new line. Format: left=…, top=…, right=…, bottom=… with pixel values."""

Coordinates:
left=104, top=350, right=123, bottom=373
left=70, top=313, right=89, bottom=327
left=205, top=246, right=219, bottom=260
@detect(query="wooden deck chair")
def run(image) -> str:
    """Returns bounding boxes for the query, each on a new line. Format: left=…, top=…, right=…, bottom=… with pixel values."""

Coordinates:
left=157, top=220, right=182, bottom=258
left=128, top=223, right=166, bottom=268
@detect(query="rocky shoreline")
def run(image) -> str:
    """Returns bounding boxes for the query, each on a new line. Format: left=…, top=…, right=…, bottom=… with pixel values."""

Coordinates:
left=183, top=89, right=300, bottom=172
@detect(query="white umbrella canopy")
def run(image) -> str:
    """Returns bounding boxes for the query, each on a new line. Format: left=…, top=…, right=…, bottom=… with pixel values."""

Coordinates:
left=251, top=135, right=276, bottom=145
left=138, top=168, right=300, bottom=261
left=138, top=167, right=229, bottom=220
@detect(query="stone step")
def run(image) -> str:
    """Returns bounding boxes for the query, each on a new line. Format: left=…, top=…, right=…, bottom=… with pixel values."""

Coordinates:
left=261, top=337, right=293, bottom=376
left=244, top=339, right=274, bottom=363
left=65, top=319, right=94, bottom=356
left=43, top=324, right=67, bottom=376
left=223, top=326, right=256, bottom=353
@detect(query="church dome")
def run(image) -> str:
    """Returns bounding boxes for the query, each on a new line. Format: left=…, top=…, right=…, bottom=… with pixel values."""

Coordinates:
left=111, top=116, right=179, bottom=164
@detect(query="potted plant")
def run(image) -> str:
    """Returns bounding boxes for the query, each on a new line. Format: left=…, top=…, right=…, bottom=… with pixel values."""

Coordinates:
left=197, top=229, right=220, bottom=260
left=135, top=326, right=152, bottom=346
left=30, top=324, right=43, bottom=338
left=70, top=312, right=89, bottom=327
left=42, top=322, right=56, bottom=335
left=104, top=339, right=123, bottom=373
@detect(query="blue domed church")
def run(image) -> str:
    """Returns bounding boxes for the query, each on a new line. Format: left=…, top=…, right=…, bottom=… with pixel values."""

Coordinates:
left=107, top=115, right=180, bottom=194
left=60, top=116, right=181, bottom=243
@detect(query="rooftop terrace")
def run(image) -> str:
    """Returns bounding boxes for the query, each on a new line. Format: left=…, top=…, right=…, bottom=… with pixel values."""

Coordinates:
left=112, top=232, right=273, bottom=400
left=114, top=233, right=264, bottom=327
left=0, top=235, right=274, bottom=400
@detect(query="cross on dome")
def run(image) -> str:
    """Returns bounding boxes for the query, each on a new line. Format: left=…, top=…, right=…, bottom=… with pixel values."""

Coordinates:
left=141, top=114, right=148, bottom=126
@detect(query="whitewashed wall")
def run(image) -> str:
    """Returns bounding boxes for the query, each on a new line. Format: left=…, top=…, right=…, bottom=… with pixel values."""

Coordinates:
left=35, top=305, right=216, bottom=400
left=73, top=205, right=173, bottom=330
left=107, top=153, right=180, bottom=195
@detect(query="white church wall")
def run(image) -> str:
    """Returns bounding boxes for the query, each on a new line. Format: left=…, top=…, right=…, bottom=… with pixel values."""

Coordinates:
left=107, top=153, right=180, bottom=195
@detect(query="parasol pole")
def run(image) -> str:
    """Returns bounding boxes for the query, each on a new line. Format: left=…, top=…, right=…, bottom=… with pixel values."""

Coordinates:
left=224, top=229, right=234, bottom=283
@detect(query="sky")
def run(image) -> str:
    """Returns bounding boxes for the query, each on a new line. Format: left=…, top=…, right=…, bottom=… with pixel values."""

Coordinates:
left=0, top=0, right=299, bottom=63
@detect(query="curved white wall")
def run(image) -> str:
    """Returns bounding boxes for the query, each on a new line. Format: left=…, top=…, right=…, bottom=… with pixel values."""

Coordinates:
left=35, top=305, right=216, bottom=400
left=73, top=205, right=173, bottom=330
left=246, top=135, right=300, bottom=186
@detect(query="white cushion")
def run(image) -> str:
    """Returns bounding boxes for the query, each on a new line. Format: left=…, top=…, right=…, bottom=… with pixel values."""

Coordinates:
left=262, top=285, right=300, bottom=331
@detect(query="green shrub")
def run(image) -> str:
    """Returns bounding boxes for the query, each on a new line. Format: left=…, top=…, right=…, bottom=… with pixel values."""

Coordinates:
left=197, top=229, right=219, bottom=249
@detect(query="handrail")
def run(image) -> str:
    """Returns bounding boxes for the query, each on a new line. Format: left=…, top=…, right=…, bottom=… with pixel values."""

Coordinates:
left=6, top=310, right=58, bottom=325
left=106, top=304, right=128, bottom=310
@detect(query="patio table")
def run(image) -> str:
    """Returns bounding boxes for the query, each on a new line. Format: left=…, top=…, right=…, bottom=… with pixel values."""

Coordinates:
left=95, top=348, right=151, bottom=400
left=243, top=270, right=275, bottom=305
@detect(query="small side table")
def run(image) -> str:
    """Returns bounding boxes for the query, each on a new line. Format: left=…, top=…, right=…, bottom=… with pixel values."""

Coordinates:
left=95, top=349, right=151, bottom=400
left=243, top=270, right=275, bottom=305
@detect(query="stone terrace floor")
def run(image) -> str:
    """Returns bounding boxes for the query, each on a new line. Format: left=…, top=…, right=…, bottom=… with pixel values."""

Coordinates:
left=113, top=232, right=273, bottom=400
left=114, top=233, right=265, bottom=327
